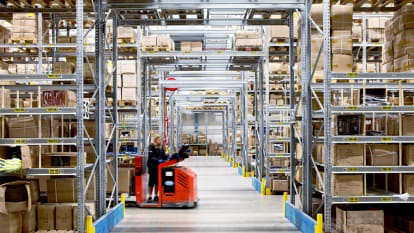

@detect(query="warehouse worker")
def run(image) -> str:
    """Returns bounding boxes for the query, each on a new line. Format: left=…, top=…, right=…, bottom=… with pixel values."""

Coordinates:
left=147, top=136, right=169, bottom=202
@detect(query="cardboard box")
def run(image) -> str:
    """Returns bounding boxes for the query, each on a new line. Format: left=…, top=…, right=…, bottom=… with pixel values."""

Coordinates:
left=22, top=203, right=36, bottom=233
left=336, top=207, right=384, bottom=233
left=118, top=60, right=136, bottom=73
left=397, top=5, right=414, bottom=33
left=333, top=175, right=363, bottom=196
left=367, top=28, right=384, bottom=42
left=311, top=4, right=323, bottom=28
left=367, top=17, right=387, bottom=29
left=37, top=204, right=55, bottom=230
left=26, top=179, right=40, bottom=203
left=331, top=5, right=353, bottom=30
left=403, top=174, right=414, bottom=195
left=42, top=152, right=87, bottom=168
left=0, top=212, right=22, bottom=233
left=333, top=144, right=364, bottom=166
left=180, top=41, right=192, bottom=52
left=117, top=26, right=137, bottom=40
left=269, top=25, right=289, bottom=39
left=121, top=73, right=137, bottom=88
left=191, top=42, right=202, bottom=51
left=235, top=30, right=261, bottom=39
left=272, top=179, right=289, bottom=192
left=403, top=145, right=414, bottom=166
left=0, top=181, right=31, bottom=214
left=0, top=89, right=10, bottom=108
left=122, top=87, right=137, bottom=100
left=331, top=30, right=353, bottom=55
left=367, top=144, right=398, bottom=166
left=269, top=157, right=289, bottom=167
left=332, top=54, right=353, bottom=72
left=234, top=38, right=262, bottom=48
left=141, top=35, right=157, bottom=49
left=402, top=114, right=414, bottom=136
left=394, top=54, right=414, bottom=72
left=107, top=166, right=133, bottom=194
left=394, top=29, right=414, bottom=59
left=53, top=62, right=74, bottom=74
left=56, top=204, right=73, bottom=230
left=8, top=116, right=59, bottom=139
left=47, top=177, right=95, bottom=203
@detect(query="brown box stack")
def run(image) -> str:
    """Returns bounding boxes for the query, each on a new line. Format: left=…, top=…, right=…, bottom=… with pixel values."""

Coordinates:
left=11, top=13, right=37, bottom=42
left=331, top=5, right=353, bottom=73
left=234, top=31, right=262, bottom=50
left=366, top=144, right=398, bottom=166
left=336, top=207, right=384, bottom=233
left=333, top=175, right=363, bottom=196
left=333, top=144, right=364, bottom=166
left=367, top=17, right=387, bottom=42
left=384, top=6, right=414, bottom=73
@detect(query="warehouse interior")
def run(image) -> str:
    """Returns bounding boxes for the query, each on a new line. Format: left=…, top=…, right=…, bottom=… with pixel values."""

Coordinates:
left=0, top=0, right=414, bottom=233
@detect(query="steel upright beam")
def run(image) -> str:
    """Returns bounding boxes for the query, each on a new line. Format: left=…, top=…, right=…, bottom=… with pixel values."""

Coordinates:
left=136, top=27, right=143, bottom=154
left=323, top=0, right=333, bottom=230
left=75, top=0, right=85, bottom=231
left=159, top=74, right=165, bottom=147
left=231, top=98, right=237, bottom=162
left=94, top=0, right=107, bottom=217
left=112, top=13, right=119, bottom=205
left=263, top=27, right=270, bottom=187
left=288, top=11, right=296, bottom=204
left=301, top=0, right=313, bottom=215
left=254, top=67, right=259, bottom=176
left=169, top=95, right=175, bottom=153
left=143, top=62, right=148, bottom=157
left=259, top=60, right=265, bottom=180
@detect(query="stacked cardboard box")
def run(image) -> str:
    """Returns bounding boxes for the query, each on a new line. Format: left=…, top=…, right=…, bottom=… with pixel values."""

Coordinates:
left=333, top=174, right=364, bottom=196
left=269, top=25, right=289, bottom=41
left=269, top=62, right=288, bottom=74
left=336, top=207, right=384, bottom=233
left=37, top=202, right=95, bottom=231
left=366, top=144, right=398, bottom=166
left=384, top=6, right=414, bottom=72
left=141, top=35, right=175, bottom=51
left=352, top=20, right=362, bottom=42
left=180, top=41, right=203, bottom=52
left=116, top=60, right=137, bottom=102
left=367, top=17, right=387, bottom=42
left=53, top=61, right=75, bottom=74
left=331, top=5, right=353, bottom=73
left=117, top=26, right=138, bottom=42
left=10, top=13, right=37, bottom=42
left=234, top=31, right=262, bottom=51
left=0, top=25, right=10, bottom=53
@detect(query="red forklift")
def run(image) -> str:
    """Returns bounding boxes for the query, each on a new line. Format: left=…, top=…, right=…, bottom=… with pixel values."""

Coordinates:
left=134, top=145, right=198, bottom=208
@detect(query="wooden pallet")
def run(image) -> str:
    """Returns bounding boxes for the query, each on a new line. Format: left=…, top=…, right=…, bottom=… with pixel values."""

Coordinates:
left=9, top=39, right=37, bottom=44
left=235, top=46, right=263, bottom=51
left=117, top=38, right=136, bottom=44
left=157, top=45, right=173, bottom=52
left=118, top=100, right=137, bottom=107
left=270, top=37, right=289, bottom=43
left=142, top=46, right=158, bottom=52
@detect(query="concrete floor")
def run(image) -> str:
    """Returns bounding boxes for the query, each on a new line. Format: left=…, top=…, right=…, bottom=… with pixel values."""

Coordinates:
left=111, top=156, right=300, bottom=233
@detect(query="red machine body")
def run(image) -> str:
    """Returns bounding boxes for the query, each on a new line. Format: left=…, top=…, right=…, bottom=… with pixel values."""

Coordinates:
left=134, top=155, right=198, bottom=208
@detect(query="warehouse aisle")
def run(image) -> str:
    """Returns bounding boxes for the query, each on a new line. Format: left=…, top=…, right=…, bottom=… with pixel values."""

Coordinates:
left=111, top=156, right=300, bottom=233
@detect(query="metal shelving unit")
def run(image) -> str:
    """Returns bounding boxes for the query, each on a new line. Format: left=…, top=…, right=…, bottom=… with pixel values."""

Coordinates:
left=316, top=1, right=414, bottom=232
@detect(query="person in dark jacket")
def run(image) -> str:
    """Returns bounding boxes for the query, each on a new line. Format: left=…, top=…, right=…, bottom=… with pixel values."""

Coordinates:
left=147, top=136, right=168, bottom=202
